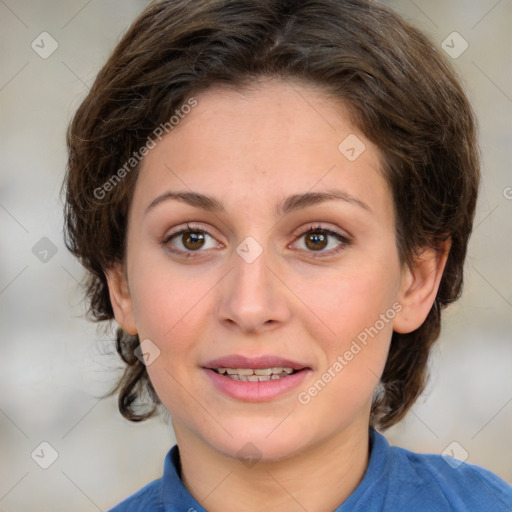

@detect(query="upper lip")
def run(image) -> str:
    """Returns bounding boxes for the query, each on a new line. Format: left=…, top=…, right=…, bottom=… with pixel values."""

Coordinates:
left=203, top=355, right=309, bottom=370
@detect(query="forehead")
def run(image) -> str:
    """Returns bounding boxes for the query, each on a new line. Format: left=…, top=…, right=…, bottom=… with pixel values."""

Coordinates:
left=132, top=78, right=393, bottom=225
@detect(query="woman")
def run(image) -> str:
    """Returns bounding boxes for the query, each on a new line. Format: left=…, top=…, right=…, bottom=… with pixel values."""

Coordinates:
left=62, top=0, right=512, bottom=510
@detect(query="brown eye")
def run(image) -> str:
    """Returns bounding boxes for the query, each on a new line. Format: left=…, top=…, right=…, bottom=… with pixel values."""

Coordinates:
left=293, top=225, right=350, bottom=257
left=304, top=230, right=328, bottom=251
left=181, top=231, right=206, bottom=250
left=163, top=225, right=220, bottom=255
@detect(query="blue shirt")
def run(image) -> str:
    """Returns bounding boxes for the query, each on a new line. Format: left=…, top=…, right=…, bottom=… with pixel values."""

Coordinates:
left=109, top=428, right=512, bottom=511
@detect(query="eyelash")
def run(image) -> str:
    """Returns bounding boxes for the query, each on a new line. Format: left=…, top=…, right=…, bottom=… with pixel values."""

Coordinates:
left=160, top=223, right=351, bottom=259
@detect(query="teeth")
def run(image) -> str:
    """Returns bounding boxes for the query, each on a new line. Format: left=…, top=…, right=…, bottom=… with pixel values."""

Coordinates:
left=254, top=368, right=272, bottom=376
left=214, top=367, right=297, bottom=381
left=272, top=367, right=294, bottom=374
left=237, top=368, right=254, bottom=376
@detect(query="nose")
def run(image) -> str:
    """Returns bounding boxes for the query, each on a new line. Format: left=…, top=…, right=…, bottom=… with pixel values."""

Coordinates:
left=215, top=240, right=291, bottom=334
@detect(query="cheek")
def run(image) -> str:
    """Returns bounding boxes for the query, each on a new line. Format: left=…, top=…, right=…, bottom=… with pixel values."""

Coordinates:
left=131, top=265, right=210, bottom=414
left=295, top=268, right=398, bottom=421
left=291, top=254, right=401, bottom=414
left=127, top=246, right=215, bottom=342
left=293, top=258, right=400, bottom=345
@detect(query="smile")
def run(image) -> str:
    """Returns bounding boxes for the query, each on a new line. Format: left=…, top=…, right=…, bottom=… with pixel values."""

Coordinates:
left=203, top=356, right=311, bottom=401
left=212, top=367, right=296, bottom=381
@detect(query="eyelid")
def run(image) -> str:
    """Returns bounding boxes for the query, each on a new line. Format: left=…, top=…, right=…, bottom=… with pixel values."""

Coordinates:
left=292, top=223, right=351, bottom=242
left=161, top=223, right=223, bottom=251
left=164, top=222, right=214, bottom=240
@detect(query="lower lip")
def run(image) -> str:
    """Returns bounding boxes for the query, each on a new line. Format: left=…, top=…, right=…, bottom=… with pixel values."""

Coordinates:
left=204, top=369, right=311, bottom=402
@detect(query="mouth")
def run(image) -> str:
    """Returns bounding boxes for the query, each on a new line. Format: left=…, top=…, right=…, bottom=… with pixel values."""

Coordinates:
left=211, top=367, right=299, bottom=382
left=202, top=355, right=311, bottom=402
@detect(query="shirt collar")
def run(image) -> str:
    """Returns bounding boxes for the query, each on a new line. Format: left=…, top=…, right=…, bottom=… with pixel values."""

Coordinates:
left=161, top=445, right=206, bottom=511
left=335, top=427, right=392, bottom=510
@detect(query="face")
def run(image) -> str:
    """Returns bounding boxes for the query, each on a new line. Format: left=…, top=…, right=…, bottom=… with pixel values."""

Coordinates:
left=107, top=78, right=432, bottom=462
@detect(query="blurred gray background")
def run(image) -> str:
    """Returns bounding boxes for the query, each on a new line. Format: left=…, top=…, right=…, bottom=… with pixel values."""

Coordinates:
left=0, top=0, right=511, bottom=510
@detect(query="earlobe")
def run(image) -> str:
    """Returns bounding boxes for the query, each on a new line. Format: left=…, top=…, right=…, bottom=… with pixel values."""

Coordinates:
left=393, top=240, right=451, bottom=334
left=105, top=262, right=138, bottom=335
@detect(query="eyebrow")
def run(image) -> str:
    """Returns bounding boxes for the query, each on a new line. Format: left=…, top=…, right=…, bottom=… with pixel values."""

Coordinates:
left=144, top=189, right=371, bottom=217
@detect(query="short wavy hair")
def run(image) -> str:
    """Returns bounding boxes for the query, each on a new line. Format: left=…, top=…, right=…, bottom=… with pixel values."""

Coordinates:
left=62, top=0, right=480, bottom=429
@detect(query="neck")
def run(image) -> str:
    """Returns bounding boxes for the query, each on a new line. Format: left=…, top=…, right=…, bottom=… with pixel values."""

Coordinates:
left=174, top=419, right=371, bottom=512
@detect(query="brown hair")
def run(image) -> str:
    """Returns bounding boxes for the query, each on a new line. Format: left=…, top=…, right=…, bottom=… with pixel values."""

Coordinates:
left=62, top=0, right=479, bottom=429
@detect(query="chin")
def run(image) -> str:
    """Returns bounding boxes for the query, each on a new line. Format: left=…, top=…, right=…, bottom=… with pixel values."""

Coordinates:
left=197, top=415, right=316, bottom=464
left=219, top=435, right=307, bottom=464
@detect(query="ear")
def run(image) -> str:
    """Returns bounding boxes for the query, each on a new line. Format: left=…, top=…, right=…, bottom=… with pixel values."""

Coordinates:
left=393, top=239, right=451, bottom=334
left=105, top=262, right=138, bottom=336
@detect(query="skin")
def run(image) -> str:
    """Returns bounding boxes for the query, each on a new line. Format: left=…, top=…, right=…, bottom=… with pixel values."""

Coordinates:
left=106, top=78, right=449, bottom=511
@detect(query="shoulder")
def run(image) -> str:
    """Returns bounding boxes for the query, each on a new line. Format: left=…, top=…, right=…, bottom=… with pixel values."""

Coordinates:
left=344, top=429, right=512, bottom=511
left=106, top=445, right=187, bottom=512
left=107, top=478, right=163, bottom=512
left=389, top=440, right=512, bottom=510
